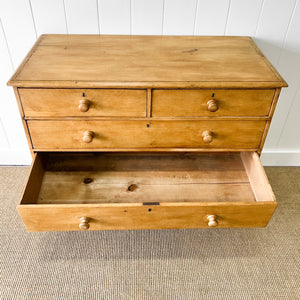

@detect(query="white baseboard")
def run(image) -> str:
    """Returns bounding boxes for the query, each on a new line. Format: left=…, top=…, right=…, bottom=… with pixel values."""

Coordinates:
left=0, top=149, right=300, bottom=166
left=261, top=150, right=300, bottom=166
left=0, top=149, right=32, bottom=165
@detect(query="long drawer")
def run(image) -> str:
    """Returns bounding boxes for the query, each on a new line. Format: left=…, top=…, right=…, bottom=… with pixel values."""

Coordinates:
left=152, top=89, right=275, bottom=117
left=19, top=88, right=147, bottom=117
left=18, top=152, right=277, bottom=231
left=27, top=120, right=266, bottom=150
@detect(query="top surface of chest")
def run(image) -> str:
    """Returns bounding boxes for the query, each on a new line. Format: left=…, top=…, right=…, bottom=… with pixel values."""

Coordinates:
left=8, top=35, right=287, bottom=89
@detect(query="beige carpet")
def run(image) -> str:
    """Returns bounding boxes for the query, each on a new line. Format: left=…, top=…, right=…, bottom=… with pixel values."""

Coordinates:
left=0, top=166, right=299, bottom=299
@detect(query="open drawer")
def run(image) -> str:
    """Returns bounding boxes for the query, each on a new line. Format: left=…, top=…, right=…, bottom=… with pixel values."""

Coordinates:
left=18, top=152, right=277, bottom=231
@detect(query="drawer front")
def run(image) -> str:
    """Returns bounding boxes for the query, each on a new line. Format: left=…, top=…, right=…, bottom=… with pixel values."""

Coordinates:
left=19, top=88, right=147, bottom=117
left=18, top=203, right=276, bottom=231
left=152, top=89, right=275, bottom=117
left=27, top=120, right=266, bottom=149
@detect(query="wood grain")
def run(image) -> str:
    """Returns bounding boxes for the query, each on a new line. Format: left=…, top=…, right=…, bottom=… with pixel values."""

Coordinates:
left=8, top=34, right=285, bottom=231
left=241, top=152, right=276, bottom=202
left=146, top=88, right=152, bottom=117
left=13, top=87, right=34, bottom=156
left=152, top=89, right=275, bottom=117
left=19, top=88, right=147, bottom=117
left=35, top=152, right=253, bottom=204
left=18, top=152, right=277, bottom=231
left=8, top=35, right=287, bottom=88
left=18, top=202, right=277, bottom=231
left=27, top=120, right=266, bottom=149
left=19, top=153, right=45, bottom=204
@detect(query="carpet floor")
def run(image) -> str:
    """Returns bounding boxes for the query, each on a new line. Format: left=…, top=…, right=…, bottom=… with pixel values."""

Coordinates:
left=0, top=166, right=299, bottom=300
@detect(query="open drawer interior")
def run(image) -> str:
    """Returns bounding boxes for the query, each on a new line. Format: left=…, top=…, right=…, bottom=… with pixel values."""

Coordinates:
left=19, top=152, right=277, bottom=231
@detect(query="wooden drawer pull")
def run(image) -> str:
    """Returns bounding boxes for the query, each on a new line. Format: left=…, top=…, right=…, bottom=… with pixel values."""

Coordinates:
left=79, top=217, right=90, bottom=230
left=78, top=99, right=90, bottom=112
left=202, top=130, right=214, bottom=143
left=82, top=131, right=94, bottom=143
left=207, top=99, right=218, bottom=112
left=207, top=215, right=218, bottom=227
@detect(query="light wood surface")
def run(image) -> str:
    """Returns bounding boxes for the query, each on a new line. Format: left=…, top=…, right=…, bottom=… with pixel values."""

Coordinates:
left=207, top=99, right=218, bottom=112
left=258, top=88, right=282, bottom=153
left=241, top=152, right=276, bottom=202
left=79, top=217, right=90, bottom=230
left=82, top=131, right=94, bottom=143
left=19, top=88, right=147, bottom=117
left=27, top=120, right=266, bottom=149
left=35, top=153, right=254, bottom=204
left=146, top=89, right=152, bottom=117
left=13, top=87, right=34, bottom=157
left=9, top=35, right=285, bottom=231
left=78, top=99, right=90, bottom=112
left=18, top=152, right=276, bottom=231
left=8, top=35, right=287, bottom=88
left=30, top=148, right=260, bottom=153
left=20, top=153, right=44, bottom=204
left=152, top=89, right=275, bottom=117
left=207, top=215, right=218, bottom=227
left=202, top=130, right=214, bottom=143
left=18, top=202, right=277, bottom=231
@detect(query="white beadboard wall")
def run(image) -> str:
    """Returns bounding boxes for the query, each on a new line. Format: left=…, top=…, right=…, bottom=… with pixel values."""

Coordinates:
left=0, top=0, right=299, bottom=165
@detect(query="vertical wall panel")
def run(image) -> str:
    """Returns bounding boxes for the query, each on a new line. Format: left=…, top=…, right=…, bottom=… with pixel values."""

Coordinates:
left=254, top=0, right=297, bottom=65
left=64, top=0, right=99, bottom=34
left=0, top=119, right=9, bottom=149
left=163, top=0, right=198, bottom=35
left=0, top=0, right=36, bottom=68
left=273, top=0, right=300, bottom=149
left=258, top=0, right=298, bottom=149
left=195, top=0, right=230, bottom=35
left=98, top=0, right=131, bottom=34
left=131, top=0, right=164, bottom=35
left=279, top=0, right=300, bottom=54
left=0, top=19, right=30, bottom=158
left=31, top=0, right=68, bottom=35
left=278, top=90, right=300, bottom=149
left=226, top=0, right=263, bottom=36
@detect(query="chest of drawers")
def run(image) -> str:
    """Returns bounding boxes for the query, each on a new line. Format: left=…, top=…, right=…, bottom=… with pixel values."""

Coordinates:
left=8, top=35, right=287, bottom=231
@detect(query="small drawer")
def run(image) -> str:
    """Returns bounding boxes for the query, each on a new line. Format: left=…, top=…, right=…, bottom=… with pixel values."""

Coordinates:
left=152, top=89, right=275, bottom=117
left=27, top=120, right=266, bottom=150
left=19, top=88, right=147, bottom=117
left=18, top=152, right=276, bottom=231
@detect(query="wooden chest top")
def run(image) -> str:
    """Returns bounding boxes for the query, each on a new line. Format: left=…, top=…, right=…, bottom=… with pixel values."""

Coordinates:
left=8, top=34, right=287, bottom=89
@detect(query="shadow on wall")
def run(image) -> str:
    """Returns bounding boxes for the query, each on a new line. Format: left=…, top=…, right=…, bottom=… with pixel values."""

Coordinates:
left=254, top=38, right=300, bottom=150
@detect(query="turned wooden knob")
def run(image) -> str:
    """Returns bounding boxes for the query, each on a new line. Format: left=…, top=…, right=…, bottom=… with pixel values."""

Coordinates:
left=78, top=99, right=90, bottom=112
left=202, top=130, right=213, bottom=143
left=82, top=131, right=94, bottom=143
left=207, top=99, right=218, bottom=112
left=79, top=217, right=90, bottom=230
left=207, top=215, right=218, bottom=227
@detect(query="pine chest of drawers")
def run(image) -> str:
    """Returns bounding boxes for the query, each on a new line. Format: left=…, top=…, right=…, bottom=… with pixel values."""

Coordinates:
left=8, top=35, right=287, bottom=231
